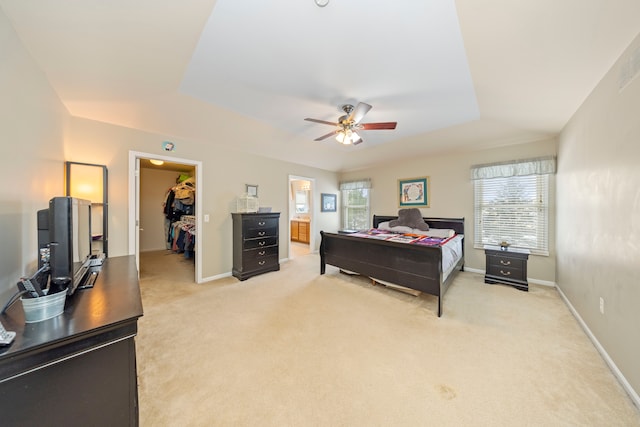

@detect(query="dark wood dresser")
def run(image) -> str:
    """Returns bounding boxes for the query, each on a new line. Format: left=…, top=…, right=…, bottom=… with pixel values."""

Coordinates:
left=232, top=212, right=280, bottom=281
left=0, top=255, right=143, bottom=426
left=484, top=245, right=530, bottom=291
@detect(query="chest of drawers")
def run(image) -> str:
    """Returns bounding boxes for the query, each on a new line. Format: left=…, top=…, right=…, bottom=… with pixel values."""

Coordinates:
left=232, top=212, right=280, bottom=280
left=484, top=245, right=530, bottom=291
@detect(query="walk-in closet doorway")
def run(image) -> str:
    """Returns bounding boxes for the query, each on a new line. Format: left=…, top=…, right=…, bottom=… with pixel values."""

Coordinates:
left=128, top=151, right=203, bottom=283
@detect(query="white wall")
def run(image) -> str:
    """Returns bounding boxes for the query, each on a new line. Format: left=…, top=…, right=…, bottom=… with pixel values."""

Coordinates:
left=557, top=32, right=640, bottom=399
left=340, top=138, right=558, bottom=283
left=0, top=9, right=69, bottom=303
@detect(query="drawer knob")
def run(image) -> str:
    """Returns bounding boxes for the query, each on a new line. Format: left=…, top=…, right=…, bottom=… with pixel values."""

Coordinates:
left=258, top=221, right=266, bottom=226
left=258, top=231, right=266, bottom=236
left=259, top=260, right=266, bottom=266
left=500, top=270, right=511, bottom=276
left=259, top=241, right=266, bottom=246
left=500, top=260, right=511, bottom=266
left=258, top=251, right=265, bottom=256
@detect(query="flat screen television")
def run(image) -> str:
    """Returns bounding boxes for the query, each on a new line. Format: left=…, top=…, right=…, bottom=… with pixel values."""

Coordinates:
left=38, top=196, right=93, bottom=295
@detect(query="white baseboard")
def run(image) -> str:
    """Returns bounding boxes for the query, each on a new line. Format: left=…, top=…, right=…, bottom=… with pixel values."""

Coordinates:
left=528, top=278, right=556, bottom=287
left=556, top=285, right=640, bottom=410
left=200, top=260, right=290, bottom=283
left=462, top=267, right=556, bottom=288
left=199, top=271, right=232, bottom=283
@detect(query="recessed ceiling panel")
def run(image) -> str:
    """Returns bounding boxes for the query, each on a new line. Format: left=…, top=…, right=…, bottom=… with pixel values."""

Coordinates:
left=180, top=0, right=479, bottom=146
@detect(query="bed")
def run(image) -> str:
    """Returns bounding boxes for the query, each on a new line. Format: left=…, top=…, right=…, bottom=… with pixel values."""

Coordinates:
left=319, top=215, right=465, bottom=317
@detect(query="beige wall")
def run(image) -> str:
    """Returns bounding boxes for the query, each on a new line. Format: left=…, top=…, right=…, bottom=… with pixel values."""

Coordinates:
left=2, top=3, right=637, bottom=402
left=557, top=33, right=640, bottom=398
left=65, top=116, right=340, bottom=279
left=0, top=9, right=69, bottom=302
left=340, top=138, right=558, bottom=283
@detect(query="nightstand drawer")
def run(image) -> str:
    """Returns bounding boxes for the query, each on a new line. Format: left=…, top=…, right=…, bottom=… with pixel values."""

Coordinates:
left=487, top=254, right=525, bottom=270
left=486, top=263, right=524, bottom=279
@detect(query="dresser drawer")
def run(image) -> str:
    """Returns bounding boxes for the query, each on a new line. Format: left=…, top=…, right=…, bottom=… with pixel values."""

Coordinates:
left=244, top=254, right=278, bottom=271
left=244, top=245, right=278, bottom=261
left=244, top=236, right=277, bottom=250
left=244, top=217, right=278, bottom=231
left=244, top=226, right=277, bottom=239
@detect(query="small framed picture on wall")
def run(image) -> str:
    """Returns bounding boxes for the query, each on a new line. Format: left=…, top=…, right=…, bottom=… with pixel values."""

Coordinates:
left=246, top=184, right=258, bottom=197
left=321, top=193, right=337, bottom=212
left=398, top=176, right=430, bottom=208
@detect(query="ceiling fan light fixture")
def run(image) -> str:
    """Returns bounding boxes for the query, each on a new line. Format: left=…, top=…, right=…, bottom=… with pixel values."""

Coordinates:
left=335, top=131, right=348, bottom=144
left=314, top=0, right=329, bottom=7
left=350, top=131, right=362, bottom=144
left=336, top=129, right=360, bottom=145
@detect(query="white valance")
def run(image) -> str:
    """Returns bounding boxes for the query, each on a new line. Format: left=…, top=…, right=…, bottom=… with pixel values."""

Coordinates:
left=470, top=156, right=556, bottom=180
left=339, top=178, right=372, bottom=190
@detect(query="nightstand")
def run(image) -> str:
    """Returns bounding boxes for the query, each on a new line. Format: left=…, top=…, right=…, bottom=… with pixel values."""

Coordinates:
left=484, top=245, right=530, bottom=291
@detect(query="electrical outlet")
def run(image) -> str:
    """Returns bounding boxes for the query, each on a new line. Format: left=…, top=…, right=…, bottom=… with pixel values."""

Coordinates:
left=599, top=297, right=604, bottom=314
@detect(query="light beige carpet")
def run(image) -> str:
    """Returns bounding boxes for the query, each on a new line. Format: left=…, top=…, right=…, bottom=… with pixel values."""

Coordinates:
left=136, top=250, right=640, bottom=426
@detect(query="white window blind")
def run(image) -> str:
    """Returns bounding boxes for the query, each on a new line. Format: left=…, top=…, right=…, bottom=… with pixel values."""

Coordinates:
left=340, top=179, right=371, bottom=230
left=471, top=157, right=554, bottom=256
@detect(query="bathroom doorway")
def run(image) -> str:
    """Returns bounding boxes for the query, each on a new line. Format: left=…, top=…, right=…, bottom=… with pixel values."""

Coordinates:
left=288, top=175, right=315, bottom=259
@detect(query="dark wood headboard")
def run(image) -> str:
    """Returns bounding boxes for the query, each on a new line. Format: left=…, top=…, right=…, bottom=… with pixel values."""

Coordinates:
left=372, top=215, right=465, bottom=236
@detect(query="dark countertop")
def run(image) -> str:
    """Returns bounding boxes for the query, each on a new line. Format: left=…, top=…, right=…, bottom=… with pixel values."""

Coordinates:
left=0, top=255, right=143, bottom=381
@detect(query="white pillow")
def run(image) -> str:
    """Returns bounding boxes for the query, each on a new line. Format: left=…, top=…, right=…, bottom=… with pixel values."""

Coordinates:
left=378, top=221, right=455, bottom=238
left=377, top=221, right=413, bottom=234
left=415, top=228, right=455, bottom=238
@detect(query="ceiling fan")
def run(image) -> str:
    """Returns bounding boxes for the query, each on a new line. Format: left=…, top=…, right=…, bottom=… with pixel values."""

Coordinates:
left=304, top=102, right=397, bottom=145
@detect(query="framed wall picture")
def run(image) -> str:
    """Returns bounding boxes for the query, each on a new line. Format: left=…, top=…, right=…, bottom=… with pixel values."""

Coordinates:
left=246, top=184, right=258, bottom=197
left=321, top=193, right=337, bottom=212
left=398, top=176, right=430, bottom=208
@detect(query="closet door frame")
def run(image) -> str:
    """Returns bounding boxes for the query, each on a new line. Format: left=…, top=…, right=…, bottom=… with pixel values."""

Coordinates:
left=128, top=151, right=202, bottom=283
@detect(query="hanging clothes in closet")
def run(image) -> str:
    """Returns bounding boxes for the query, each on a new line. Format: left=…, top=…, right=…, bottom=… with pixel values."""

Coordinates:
left=162, top=176, right=196, bottom=257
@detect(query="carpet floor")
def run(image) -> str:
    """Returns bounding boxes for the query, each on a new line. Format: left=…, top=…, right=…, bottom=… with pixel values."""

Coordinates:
left=136, top=250, right=640, bottom=426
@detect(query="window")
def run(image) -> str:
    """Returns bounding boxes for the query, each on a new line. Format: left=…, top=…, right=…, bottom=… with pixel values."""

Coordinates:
left=471, top=157, right=555, bottom=256
left=340, top=179, right=371, bottom=230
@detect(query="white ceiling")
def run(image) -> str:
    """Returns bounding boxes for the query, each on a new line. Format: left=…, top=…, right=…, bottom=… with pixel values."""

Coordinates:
left=2, top=0, right=640, bottom=172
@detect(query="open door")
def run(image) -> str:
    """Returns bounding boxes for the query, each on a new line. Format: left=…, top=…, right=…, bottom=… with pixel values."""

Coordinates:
left=134, top=157, right=140, bottom=274
left=288, top=175, right=316, bottom=259
left=129, top=151, right=203, bottom=282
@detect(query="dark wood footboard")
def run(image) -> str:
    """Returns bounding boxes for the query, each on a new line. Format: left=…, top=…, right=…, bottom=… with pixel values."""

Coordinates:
left=320, top=217, right=464, bottom=317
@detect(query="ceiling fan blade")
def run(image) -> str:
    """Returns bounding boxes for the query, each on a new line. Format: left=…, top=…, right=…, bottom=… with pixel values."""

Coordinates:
left=305, top=118, right=338, bottom=126
left=359, top=122, right=397, bottom=130
left=348, top=102, right=372, bottom=124
left=314, top=131, right=338, bottom=141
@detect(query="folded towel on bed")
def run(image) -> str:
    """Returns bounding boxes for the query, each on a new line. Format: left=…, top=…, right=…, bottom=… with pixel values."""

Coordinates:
left=389, top=208, right=429, bottom=231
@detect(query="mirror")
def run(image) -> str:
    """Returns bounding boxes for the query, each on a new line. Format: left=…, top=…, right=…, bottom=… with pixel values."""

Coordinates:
left=295, top=190, right=309, bottom=213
